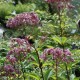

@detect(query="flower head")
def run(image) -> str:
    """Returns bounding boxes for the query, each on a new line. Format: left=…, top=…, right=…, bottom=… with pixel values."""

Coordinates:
left=41, top=48, right=74, bottom=63
left=6, top=12, right=40, bottom=28
left=7, top=37, right=31, bottom=61
left=6, top=55, right=16, bottom=64
left=45, top=0, right=71, bottom=3
left=45, top=0, right=74, bottom=10
left=4, top=64, right=15, bottom=73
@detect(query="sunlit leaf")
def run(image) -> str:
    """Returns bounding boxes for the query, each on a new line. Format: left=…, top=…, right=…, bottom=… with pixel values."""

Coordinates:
left=44, top=69, right=53, bottom=80
left=25, top=73, right=40, bottom=80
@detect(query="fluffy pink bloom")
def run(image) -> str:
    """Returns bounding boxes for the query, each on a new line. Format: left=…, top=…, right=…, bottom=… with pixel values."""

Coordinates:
left=63, top=49, right=71, bottom=55
left=40, top=53, right=47, bottom=60
left=53, top=48, right=63, bottom=59
left=40, top=48, right=54, bottom=60
left=6, top=55, right=16, bottom=64
left=11, top=38, right=26, bottom=45
left=45, top=0, right=74, bottom=9
left=41, top=48, right=74, bottom=63
left=6, top=12, right=40, bottom=28
left=7, top=38, right=31, bottom=61
left=45, top=0, right=71, bottom=3
left=7, top=47, right=28, bottom=61
left=4, top=64, right=15, bottom=73
left=10, top=38, right=31, bottom=51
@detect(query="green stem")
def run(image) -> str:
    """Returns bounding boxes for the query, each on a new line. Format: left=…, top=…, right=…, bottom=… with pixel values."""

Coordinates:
left=20, top=62, right=25, bottom=80
left=17, top=61, right=20, bottom=80
left=55, top=59, right=58, bottom=80
left=58, top=9, right=63, bottom=37
left=7, top=76, right=8, bottom=80
left=34, top=47, right=44, bottom=80
left=65, top=63, right=70, bottom=80
left=19, top=56, right=25, bottom=80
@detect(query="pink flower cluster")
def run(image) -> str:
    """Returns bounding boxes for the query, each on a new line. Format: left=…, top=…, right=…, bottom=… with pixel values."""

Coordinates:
left=6, top=38, right=31, bottom=63
left=1, top=37, right=32, bottom=77
left=40, top=48, right=74, bottom=63
left=10, top=38, right=31, bottom=50
left=6, top=56, right=16, bottom=64
left=6, top=12, right=40, bottom=28
left=4, top=64, right=15, bottom=73
left=45, top=0, right=71, bottom=3
left=6, top=48, right=27, bottom=63
left=45, top=0, right=74, bottom=9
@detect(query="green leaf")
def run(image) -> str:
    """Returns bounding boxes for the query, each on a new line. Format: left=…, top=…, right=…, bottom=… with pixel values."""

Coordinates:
left=44, top=69, right=53, bottom=80
left=0, top=57, right=6, bottom=63
left=52, top=36, right=61, bottom=44
left=30, top=62, right=39, bottom=67
left=70, top=74, right=75, bottom=80
left=30, top=52, right=39, bottom=63
left=43, top=62, right=53, bottom=67
left=46, top=45, right=54, bottom=48
left=52, top=36, right=67, bottom=45
left=25, top=73, right=40, bottom=80
left=25, top=62, right=38, bottom=69
left=61, top=37, right=67, bottom=45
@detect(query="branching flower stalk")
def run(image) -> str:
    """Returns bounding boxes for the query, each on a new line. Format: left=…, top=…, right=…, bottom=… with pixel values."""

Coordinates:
left=4, top=38, right=31, bottom=80
left=34, top=47, right=44, bottom=80
left=63, top=46, right=70, bottom=80
left=40, top=47, right=73, bottom=80
left=58, top=2, right=71, bottom=80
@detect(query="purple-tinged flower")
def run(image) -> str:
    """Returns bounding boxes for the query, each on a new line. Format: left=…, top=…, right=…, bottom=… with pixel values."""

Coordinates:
left=40, top=53, right=47, bottom=60
left=40, top=48, right=54, bottom=60
left=4, top=64, right=15, bottom=73
left=52, top=48, right=63, bottom=60
left=7, top=37, right=32, bottom=62
left=6, top=55, right=16, bottom=64
left=6, top=12, right=40, bottom=28
left=63, top=49, right=71, bottom=56
left=10, top=38, right=31, bottom=51
left=43, top=48, right=55, bottom=55
left=8, top=48, right=27, bottom=57
left=45, top=0, right=74, bottom=10
left=7, top=50, right=14, bottom=55
left=11, top=38, right=26, bottom=45
left=45, top=0, right=71, bottom=3
left=40, top=48, right=74, bottom=63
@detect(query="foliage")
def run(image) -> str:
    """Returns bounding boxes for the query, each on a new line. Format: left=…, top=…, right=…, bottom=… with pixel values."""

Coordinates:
left=0, top=2, right=14, bottom=18
left=15, top=3, right=36, bottom=14
left=0, top=0, right=80, bottom=80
